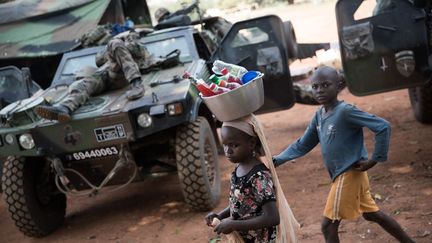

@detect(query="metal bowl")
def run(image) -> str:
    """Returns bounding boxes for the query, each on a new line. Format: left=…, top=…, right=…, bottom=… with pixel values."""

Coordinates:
left=202, top=73, right=264, bottom=121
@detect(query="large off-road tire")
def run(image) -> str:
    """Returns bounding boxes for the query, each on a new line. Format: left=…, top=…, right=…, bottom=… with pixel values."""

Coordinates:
left=408, top=82, right=432, bottom=124
left=1, top=156, right=66, bottom=237
left=283, top=21, right=298, bottom=59
left=176, top=117, right=220, bottom=211
left=0, top=157, right=3, bottom=193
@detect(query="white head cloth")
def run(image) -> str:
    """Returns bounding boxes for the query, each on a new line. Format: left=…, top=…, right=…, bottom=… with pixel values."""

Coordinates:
left=222, top=116, right=255, bottom=137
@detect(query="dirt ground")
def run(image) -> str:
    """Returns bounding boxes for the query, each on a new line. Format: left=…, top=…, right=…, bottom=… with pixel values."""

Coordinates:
left=1, top=1, right=432, bottom=242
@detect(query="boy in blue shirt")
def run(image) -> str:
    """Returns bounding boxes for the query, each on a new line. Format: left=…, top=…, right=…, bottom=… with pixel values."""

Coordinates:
left=273, top=66, right=414, bottom=242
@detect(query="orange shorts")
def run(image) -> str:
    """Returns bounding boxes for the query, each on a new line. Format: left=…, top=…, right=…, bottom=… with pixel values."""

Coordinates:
left=323, top=170, right=379, bottom=221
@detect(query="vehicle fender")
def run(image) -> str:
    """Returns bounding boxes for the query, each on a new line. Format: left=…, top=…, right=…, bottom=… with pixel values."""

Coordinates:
left=190, top=98, right=219, bottom=128
left=188, top=98, right=222, bottom=150
left=190, top=98, right=205, bottom=121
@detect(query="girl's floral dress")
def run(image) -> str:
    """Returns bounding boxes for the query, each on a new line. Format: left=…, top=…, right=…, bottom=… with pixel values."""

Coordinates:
left=229, top=163, right=277, bottom=243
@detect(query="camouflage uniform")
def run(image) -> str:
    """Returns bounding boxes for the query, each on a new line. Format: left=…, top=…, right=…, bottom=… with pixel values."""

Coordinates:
left=60, top=37, right=144, bottom=111
left=35, top=33, right=153, bottom=122
left=123, top=33, right=161, bottom=71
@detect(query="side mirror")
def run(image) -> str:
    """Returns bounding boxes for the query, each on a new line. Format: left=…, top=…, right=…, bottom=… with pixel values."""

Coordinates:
left=21, top=67, right=32, bottom=98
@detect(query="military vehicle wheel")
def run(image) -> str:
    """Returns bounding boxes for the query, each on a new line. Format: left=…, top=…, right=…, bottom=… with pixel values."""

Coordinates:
left=408, top=82, right=432, bottom=124
left=175, top=117, right=220, bottom=211
left=283, top=21, right=298, bottom=59
left=0, top=157, right=3, bottom=193
left=1, top=156, right=66, bottom=237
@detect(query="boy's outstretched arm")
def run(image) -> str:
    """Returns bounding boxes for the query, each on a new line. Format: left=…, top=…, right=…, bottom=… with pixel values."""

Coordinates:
left=214, top=201, right=279, bottom=234
left=345, top=105, right=391, bottom=163
left=273, top=115, right=319, bottom=167
left=352, top=160, right=377, bottom=171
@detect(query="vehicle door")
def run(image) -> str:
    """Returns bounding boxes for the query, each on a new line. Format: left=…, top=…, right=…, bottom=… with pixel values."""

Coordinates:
left=336, top=0, right=429, bottom=95
left=211, top=15, right=295, bottom=113
left=0, top=66, right=41, bottom=109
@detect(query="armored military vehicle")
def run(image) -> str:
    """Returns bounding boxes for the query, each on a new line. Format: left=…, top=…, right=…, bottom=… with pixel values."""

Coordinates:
left=0, top=26, right=222, bottom=237
left=0, top=13, right=313, bottom=236
left=336, top=0, right=432, bottom=123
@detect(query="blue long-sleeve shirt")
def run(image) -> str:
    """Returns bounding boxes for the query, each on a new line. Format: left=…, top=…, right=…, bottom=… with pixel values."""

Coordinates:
left=274, top=101, right=391, bottom=181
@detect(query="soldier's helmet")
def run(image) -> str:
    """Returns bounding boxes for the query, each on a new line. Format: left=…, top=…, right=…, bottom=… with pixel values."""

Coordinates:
left=75, top=66, right=97, bottom=80
left=155, top=7, right=170, bottom=23
left=95, top=49, right=108, bottom=67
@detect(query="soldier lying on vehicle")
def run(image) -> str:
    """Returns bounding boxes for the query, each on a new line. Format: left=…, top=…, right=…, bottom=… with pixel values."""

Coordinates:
left=34, top=31, right=162, bottom=123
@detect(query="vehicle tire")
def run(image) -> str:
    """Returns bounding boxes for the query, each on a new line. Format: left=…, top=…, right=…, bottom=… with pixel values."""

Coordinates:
left=288, top=0, right=294, bottom=4
left=0, top=157, right=3, bottom=193
left=175, top=117, right=220, bottom=211
left=283, top=21, right=298, bottom=59
left=408, top=82, right=432, bottom=124
left=1, top=156, right=66, bottom=237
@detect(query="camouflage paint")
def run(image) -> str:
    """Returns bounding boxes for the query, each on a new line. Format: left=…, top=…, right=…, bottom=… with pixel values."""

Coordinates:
left=0, top=0, right=92, bottom=24
left=0, top=0, right=110, bottom=58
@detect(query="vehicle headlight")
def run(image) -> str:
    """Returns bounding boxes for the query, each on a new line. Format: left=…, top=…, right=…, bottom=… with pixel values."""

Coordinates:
left=19, top=133, right=35, bottom=150
left=5, top=134, right=15, bottom=145
left=167, top=103, right=183, bottom=116
left=137, top=113, right=152, bottom=128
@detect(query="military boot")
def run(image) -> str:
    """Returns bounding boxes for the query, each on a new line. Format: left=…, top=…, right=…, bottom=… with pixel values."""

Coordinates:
left=126, top=78, right=145, bottom=100
left=34, top=104, right=71, bottom=123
